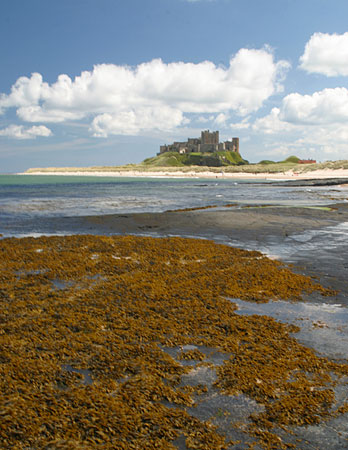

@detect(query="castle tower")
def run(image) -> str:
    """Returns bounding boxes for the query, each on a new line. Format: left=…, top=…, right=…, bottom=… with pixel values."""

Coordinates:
left=201, top=130, right=219, bottom=145
left=158, top=131, right=239, bottom=155
left=232, top=137, right=239, bottom=153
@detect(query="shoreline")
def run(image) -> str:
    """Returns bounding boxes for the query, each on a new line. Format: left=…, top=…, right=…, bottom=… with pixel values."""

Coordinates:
left=17, top=168, right=348, bottom=180
left=46, top=203, right=348, bottom=299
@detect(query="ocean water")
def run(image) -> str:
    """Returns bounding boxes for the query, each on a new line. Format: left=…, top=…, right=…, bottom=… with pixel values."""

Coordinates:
left=1, top=173, right=348, bottom=253
left=1, top=174, right=346, bottom=224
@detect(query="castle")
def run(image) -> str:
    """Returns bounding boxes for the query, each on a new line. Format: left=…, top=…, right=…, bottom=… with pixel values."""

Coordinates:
left=158, top=130, right=239, bottom=155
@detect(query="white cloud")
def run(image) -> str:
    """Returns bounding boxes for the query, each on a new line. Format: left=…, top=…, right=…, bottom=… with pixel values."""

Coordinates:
left=0, top=124, right=52, bottom=139
left=196, top=115, right=213, bottom=123
left=252, top=88, right=348, bottom=158
left=90, top=106, right=185, bottom=137
left=300, top=32, right=348, bottom=76
left=253, top=107, right=296, bottom=134
left=17, top=105, right=85, bottom=123
left=280, top=88, right=348, bottom=125
left=229, top=117, right=251, bottom=130
left=0, top=50, right=289, bottom=137
left=254, top=88, right=348, bottom=131
left=214, top=113, right=228, bottom=126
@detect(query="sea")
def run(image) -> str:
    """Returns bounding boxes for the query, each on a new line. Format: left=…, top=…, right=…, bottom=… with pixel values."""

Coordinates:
left=1, top=173, right=347, bottom=238
left=2, top=173, right=348, bottom=268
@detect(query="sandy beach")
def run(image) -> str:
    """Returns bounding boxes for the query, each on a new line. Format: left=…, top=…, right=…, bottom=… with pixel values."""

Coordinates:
left=21, top=167, right=348, bottom=180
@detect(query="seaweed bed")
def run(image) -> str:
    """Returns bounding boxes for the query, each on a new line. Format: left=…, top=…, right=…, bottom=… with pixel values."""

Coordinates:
left=1, top=235, right=348, bottom=449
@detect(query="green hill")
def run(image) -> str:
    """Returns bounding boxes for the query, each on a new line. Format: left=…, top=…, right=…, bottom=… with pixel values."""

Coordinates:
left=141, top=151, right=247, bottom=167
left=258, top=155, right=300, bottom=165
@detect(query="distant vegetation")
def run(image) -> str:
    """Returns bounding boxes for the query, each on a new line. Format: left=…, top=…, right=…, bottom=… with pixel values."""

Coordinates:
left=258, top=156, right=300, bottom=165
left=284, top=156, right=301, bottom=163
left=24, top=159, right=348, bottom=175
left=141, top=150, right=248, bottom=167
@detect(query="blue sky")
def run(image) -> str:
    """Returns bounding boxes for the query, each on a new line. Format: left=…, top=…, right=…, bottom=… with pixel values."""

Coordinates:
left=1, top=0, right=348, bottom=172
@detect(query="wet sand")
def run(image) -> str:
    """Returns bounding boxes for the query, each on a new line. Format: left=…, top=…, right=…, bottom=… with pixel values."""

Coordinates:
left=75, top=203, right=347, bottom=239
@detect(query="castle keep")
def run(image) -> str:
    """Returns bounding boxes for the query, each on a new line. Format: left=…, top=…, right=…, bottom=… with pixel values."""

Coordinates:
left=159, top=130, right=239, bottom=155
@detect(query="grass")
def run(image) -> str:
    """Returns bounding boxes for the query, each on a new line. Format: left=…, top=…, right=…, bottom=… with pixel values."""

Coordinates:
left=141, top=150, right=247, bottom=167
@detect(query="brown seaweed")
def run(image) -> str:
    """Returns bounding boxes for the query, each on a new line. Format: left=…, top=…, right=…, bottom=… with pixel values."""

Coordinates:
left=0, top=235, right=346, bottom=449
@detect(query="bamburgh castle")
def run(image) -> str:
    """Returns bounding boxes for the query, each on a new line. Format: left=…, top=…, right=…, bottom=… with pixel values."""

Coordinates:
left=159, top=130, right=239, bottom=155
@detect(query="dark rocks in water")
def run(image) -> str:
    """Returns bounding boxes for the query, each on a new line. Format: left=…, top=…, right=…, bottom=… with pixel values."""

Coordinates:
left=270, top=178, right=348, bottom=187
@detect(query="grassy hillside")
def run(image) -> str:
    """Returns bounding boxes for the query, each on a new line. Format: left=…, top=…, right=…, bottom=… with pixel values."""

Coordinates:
left=141, top=151, right=247, bottom=167
left=258, top=156, right=300, bottom=165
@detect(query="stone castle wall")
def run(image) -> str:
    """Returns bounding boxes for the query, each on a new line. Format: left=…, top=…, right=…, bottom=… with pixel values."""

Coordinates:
left=159, top=130, right=239, bottom=155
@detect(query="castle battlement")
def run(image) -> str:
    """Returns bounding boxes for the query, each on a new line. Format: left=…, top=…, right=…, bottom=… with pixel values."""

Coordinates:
left=159, top=130, right=239, bottom=155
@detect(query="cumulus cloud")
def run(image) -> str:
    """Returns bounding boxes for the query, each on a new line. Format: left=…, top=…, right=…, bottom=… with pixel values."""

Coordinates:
left=213, top=113, right=228, bottom=126
left=280, top=88, right=348, bottom=125
left=0, top=50, right=289, bottom=137
left=17, top=105, right=85, bottom=123
left=0, top=124, right=52, bottom=139
left=255, top=88, right=348, bottom=128
left=253, top=107, right=295, bottom=134
left=252, top=88, right=348, bottom=157
left=229, top=117, right=251, bottom=130
left=300, top=32, right=348, bottom=76
left=90, top=106, right=186, bottom=137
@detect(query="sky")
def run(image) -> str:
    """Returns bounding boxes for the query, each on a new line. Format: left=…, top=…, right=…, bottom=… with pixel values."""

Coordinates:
left=1, top=0, right=348, bottom=172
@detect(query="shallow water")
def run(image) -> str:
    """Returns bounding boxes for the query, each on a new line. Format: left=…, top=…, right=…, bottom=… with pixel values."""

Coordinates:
left=232, top=298, right=348, bottom=361
left=61, top=364, right=94, bottom=386
left=0, top=174, right=345, bottom=221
